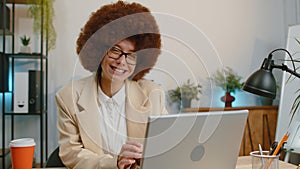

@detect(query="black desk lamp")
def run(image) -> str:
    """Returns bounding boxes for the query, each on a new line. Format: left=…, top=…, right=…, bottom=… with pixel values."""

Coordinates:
left=243, top=49, right=300, bottom=159
left=243, top=48, right=300, bottom=99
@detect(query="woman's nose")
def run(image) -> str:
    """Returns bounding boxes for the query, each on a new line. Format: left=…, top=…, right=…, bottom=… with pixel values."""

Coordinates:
left=116, top=54, right=127, bottom=64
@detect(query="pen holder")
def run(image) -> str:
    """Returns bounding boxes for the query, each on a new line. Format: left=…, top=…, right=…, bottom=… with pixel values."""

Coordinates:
left=250, top=151, right=279, bottom=169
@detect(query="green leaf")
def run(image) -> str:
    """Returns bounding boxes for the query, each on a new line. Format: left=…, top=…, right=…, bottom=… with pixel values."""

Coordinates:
left=210, top=66, right=243, bottom=93
left=167, top=79, right=202, bottom=103
left=26, top=0, right=56, bottom=51
left=20, top=35, right=30, bottom=46
left=288, top=38, right=300, bottom=123
left=290, top=89, right=300, bottom=124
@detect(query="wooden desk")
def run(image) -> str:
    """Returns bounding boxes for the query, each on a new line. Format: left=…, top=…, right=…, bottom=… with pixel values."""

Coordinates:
left=236, top=156, right=298, bottom=169
left=184, top=106, right=279, bottom=156
left=33, top=156, right=297, bottom=169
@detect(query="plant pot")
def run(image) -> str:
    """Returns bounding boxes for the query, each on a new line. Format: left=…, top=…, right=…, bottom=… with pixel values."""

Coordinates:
left=181, top=99, right=191, bottom=108
left=20, top=46, right=31, bottom=53
left=259, top=96, right=273, bottom=106
left=221, top=92, right=235, bottom=107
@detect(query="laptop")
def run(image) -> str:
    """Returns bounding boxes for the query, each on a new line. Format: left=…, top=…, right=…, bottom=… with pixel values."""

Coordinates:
left=140, top=110, right=248, bottom=169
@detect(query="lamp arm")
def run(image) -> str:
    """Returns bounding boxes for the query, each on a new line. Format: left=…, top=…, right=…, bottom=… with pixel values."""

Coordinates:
left=243, top=48, right=299, bottom=99
left=272, top=64, right=300, bottom=79
left=267, top=48, right=299, bottom=78
left=269, top=48, right=297, bottom=72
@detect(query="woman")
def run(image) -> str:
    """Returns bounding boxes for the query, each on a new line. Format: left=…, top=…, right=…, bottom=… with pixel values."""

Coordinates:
left=55, top=1, right=168, bottom=169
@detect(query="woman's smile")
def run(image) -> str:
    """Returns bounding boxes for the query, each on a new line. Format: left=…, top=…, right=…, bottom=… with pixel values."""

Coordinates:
left=101, top=39, right=136, bottom=83
left=110, top=65, right=127, bottom=74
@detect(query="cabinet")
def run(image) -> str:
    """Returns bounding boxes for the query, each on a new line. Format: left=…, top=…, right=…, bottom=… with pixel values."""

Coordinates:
left=184, top=106, right=279, bottom=156
left=0, top=0, right=48, bottom=168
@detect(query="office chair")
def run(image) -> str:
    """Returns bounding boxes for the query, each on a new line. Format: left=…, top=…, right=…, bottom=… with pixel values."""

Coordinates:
left=45, top=147, right=65, bottom=167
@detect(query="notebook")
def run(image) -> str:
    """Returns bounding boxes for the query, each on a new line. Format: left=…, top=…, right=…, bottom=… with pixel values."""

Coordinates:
left=140, top=109, right=248, bottom=169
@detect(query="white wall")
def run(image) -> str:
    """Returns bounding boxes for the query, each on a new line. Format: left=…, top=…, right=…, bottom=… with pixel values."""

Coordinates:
left=46, top=0, right=288, bottom=156
left=50, top=0, right=287, bottom=105
left=6, top=0, right=295, bottom=162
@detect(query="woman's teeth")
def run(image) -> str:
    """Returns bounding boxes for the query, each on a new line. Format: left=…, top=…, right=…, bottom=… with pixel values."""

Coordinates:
left=114, top=68, right=125, bottom=73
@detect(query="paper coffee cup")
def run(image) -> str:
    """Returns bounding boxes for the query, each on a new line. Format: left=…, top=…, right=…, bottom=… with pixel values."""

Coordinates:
left=9, top=138, right=36, bottom=169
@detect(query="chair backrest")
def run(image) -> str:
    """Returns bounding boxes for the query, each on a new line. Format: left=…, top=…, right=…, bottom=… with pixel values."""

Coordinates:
left=45, top=147, right=65, bottom=167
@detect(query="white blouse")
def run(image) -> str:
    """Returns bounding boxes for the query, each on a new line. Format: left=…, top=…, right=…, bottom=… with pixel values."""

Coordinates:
left=98, top=85, right=127, bottom=155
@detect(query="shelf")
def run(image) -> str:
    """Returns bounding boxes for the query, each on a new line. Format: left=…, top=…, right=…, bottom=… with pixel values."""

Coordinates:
left=4, top=110, right=46, bottom=115
left=0, top=91, right=12, bottom=93
left=0, top=29, right=13, bottom=35
left=1, top=0, right=48, bottom=167
left=5, top=53, right=47, bottom=59
left=7, top=0, right=38, bottom=4
left=5, top=113, right=42, bottom=115
left=7, top=0, right=29, bottom=4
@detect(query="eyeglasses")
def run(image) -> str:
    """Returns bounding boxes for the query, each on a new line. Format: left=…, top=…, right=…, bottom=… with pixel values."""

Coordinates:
left=107, top=46, right=137, bottom=65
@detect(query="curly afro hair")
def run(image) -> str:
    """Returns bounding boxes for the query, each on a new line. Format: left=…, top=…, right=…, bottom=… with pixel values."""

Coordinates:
left=76, top=1, right=161, bottom=81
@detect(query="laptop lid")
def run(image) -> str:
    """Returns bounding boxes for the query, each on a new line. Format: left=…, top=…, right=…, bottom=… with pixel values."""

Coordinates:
left=141, top=110, right=248, bottom=169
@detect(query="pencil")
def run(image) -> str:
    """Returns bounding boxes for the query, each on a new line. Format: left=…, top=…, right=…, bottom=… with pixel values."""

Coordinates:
left=264, top=132, right=290, bottom=169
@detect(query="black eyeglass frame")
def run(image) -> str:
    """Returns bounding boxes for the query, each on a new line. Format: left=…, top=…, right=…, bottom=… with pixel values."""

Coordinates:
left=106, top=46, right=137, bottom=65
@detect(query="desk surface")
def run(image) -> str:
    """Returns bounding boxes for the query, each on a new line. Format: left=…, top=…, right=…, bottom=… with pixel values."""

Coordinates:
left=34, top=156, right=298, bottom=169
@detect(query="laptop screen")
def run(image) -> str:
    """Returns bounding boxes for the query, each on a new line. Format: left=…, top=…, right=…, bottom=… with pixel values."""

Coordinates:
left=141, top=110, right=248, bottom=169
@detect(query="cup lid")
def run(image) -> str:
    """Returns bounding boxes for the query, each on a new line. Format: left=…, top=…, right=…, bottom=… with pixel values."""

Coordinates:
left=9, top=138, right=36, bottom=147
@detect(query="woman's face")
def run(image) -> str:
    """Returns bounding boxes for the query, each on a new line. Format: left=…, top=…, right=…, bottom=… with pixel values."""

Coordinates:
left=101, top=39, right=136, bottom=84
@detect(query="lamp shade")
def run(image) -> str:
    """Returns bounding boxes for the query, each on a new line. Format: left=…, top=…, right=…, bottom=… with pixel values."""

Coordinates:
left=242, top=69, right=277, bottom=99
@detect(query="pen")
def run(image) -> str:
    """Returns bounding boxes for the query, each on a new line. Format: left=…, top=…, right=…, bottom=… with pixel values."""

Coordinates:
left=259, top=144, right=265, bottom=168
left=269, top=141, right=278, bottom=155
left=264, top=132, right=290, bottom=169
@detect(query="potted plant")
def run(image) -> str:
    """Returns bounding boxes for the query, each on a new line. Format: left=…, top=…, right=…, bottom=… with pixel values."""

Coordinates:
left=20, top=35, right=31, bottom=53
left=290, top=38, right=300, bottom=122
left=26, top=0, right=56, bottom=52
left=291, top=86, right=300, bottom=121
left=167, top=79, right=202, bottom=109
left=210, top=66, right=243, bottom=107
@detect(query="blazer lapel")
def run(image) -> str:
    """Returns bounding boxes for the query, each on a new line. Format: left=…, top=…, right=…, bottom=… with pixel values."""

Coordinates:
left=125, top=80, right=151, bottom=143
left=76, top=74, right=102, bottom=149
left=74, top=78, right=153, bottom=147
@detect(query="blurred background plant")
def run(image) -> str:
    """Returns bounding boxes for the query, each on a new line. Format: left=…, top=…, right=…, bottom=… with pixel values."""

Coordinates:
left=210, top=66, right=244, bottom=94
left=27, top=0, right=56, bottom=52
left=20, top=35, right=30, bottom=46
left=168, top=79, right=202, bottom=108
left=19, top=35, right=31, bottom=53
left=289, top=38, right=300, bottom=121
left=210, top=66, right=244, bottom=107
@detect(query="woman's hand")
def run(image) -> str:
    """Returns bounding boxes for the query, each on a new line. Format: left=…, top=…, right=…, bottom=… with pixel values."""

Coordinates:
left=117, top=141, right=143, bottom=169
